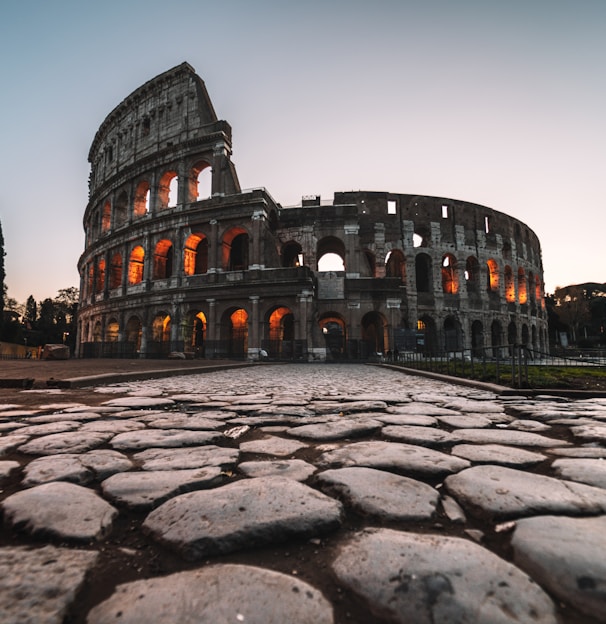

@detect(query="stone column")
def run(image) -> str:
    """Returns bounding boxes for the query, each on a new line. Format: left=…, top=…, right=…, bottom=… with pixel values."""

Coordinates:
left=249, top=296, right=260, bottom=358
left=250, top=210, right=264, bottom=269
left=344, top=223, right=360, bottom=277
left=206, top=298, right=216, bottom=342
left=208, top=219, right=220, bottom=272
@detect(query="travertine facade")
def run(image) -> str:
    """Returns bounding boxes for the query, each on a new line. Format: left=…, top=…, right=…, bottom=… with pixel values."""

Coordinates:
left=77, top=63, right=547, bottom=360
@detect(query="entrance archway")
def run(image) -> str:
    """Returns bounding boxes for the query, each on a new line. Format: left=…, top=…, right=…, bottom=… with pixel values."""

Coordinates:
left=361, top=311, right=388, bottom=358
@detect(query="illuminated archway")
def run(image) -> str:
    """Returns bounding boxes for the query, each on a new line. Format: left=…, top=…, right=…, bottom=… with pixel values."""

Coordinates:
left=109, top=253, right=122, bottom=289
left=189, top=160, right=212, bottom=201
left=362, top=311, right=388, bottom=356
left=96, top=258, right=106, bottom=293
left=184, top=310, right=207, bottom=356
left=386, top=250, right=406, bottom=280
left=222, top=227, right=249, bottom=270
left=125, top=316, right=142, bottom=352
left=106, top=319, right=119, bottom=342
left=152, top=314, right=171, bottom=343
left=487, top=259, right=499, bottom=292
left=184, top=233, right=208, bottom=275
left=158, top=171, right=178, bottom=209
left=281, top=241, right=303, bottom=268
left=153, top=239, right=174, bottom=279
left=128, top=246, right=145, bottom=285
left=441, top=254, right=458, bottom=294
left=504, top=265, right=515, bottom=302
left=133, top=180, right=150, bottom=217
left=220, top=308, right=248, bottom=358
left=101, top=201, right=111, bottom=232
left=266, top=306, right=294, bottom=358
left=518, top=268, right=528, bottom=304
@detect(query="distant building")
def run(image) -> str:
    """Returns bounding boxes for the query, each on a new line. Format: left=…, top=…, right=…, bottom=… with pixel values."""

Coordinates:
left=77, top=63, right=547, bottom=360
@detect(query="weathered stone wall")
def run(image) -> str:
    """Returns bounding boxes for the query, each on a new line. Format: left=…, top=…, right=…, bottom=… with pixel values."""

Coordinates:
left=77, top=64, right=548, bottom=360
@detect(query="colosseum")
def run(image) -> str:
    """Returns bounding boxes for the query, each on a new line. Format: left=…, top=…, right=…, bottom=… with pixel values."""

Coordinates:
left=76, top=63, right=548, bottom=361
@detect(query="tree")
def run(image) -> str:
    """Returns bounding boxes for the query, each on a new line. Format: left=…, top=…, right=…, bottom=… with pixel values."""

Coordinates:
left=24, top=295, right=37, bottom=327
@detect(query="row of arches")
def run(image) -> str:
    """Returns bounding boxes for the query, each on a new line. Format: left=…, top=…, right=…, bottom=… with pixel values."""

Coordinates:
left=91, top=160, right=213, bottom=238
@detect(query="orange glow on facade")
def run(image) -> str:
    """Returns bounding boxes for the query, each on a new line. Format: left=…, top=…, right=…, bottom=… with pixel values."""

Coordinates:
left=504, top=265, right=515, bottom=302
left=128, top=246, right=145, bottom=284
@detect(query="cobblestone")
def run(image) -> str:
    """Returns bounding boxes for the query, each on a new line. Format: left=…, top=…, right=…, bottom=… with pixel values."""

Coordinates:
left=1, top=363, right=605, bottom=623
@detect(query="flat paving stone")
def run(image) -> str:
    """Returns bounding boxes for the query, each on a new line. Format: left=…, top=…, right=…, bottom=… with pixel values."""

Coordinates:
left=435, top=414, right=493, bottom=428
left=382, top=425, right=460, bottom=447
left=0, top=434, right=30, bottom=456
left=110, top=428, right=222, bottom=450
left=1, top=481, right=118, bottom=541
left=317, top=466, right=439, bottom=521
left=87, top=564, right=334, bottom=624
left=317, top=441, right=470, bottom=478
left=570, top=423, right=606, bottom=442
left=374, top=413, right=438, bottom=426
left=139, top=413, right=224, bottom=430
left=512, top=514, right=606, bottom=621
left=134, top=445, right=239, bottom=471
left=551, top=458, right=606, bottom=489
left=143, top=476, right=342, bottom=559
left=454, top=428, right=568, bottom=447
left=79, top=420, right=145, bottom=433
left=547, top=446, right=606, bottom=458
left=0, top=460, right=19, bottom=480
left=240, top=435, right=309, bottom=456
left=18, top=431, right=112, bottom=455
left=0, top=545, right=98, bottom=624
left=331, top=528, right=557, bottom=624
left=451, top=444, right=546, bottom=467
left=17, top=421, right=81, bottom=436
left=445, top=465, right=606, bottom=520
left=102, top=467, right=224, bottom=510
left=102, top=396, right=176, bottom=408
left=287, top=418, right=383, bottom=440
left=239, top=459, right=317, bottom=481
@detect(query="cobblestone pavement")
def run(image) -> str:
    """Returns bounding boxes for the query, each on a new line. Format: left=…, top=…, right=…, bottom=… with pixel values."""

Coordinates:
left=1, top=363, right=606, bottom=623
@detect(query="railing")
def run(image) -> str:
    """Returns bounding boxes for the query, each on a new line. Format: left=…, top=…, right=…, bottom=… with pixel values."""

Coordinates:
left=393, top=345, right=606, bottom=389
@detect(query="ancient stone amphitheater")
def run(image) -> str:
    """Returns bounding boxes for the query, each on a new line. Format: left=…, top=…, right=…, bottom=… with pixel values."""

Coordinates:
left=77, top=63, right=547, bottom=360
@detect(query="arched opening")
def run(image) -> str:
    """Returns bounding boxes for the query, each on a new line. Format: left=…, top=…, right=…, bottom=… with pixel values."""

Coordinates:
left=189, top=160, right=212, bottom=201
left=184, top=233, right=208, bottom=275
left=465, top=256, right=480, bottom=292
left=531, top=325, right=538, bottom=352
left=266, top=306, right=295, bottom=359
left=128, top=246, right=145, bottom=285
left=149, top=314, right=171, bottom=356
left=95, top=259, right=106, bottom=293
left=491, top=320, right=503, bottom=356
left=101, top=201, right=111, bottom=232
left=385, top=250, right=406, bottom=281
left=528, top=271, right=536, bottom=303
left=521, top=324, right=529, bottom=347
left=106, top=319, right=119, bottom=342
left=415, top=253, right=432, bottom=293
left=413, top=227, right=429, bottom=248
left=362, top=250, right=376, bottom=277
left=109, top=253, right=122, bottom=290
left=362, top=311, right=388, bottom=357
left=417, top=315, right=438, bottom=354
left=487, top=259, right=499, bottom=292
left=184, top=311, right=207, bottom=357
left=317, top=237, right=346, bottom=272
left=93, top=321, right=102, bottom=342
left=220, top=308, right=248, bottom=358
left=508, top=321, right=517, bottom=348
left=319, top=314, right=346, bottom=360
left=535, top=275, right=542, bottom=302
left=471, top=320, right=484, bottom=357
left=133, top=180, right=150, bottom=217
left=153, top=239, right=174, bottom=279
left=504, top=265, right=515, bottom=302
left=444, top=316, right=463, bottom=351
left=223, top=227, right=249, bottom=271
left=281, top=241, right=303, bottom=268
left=125, top=316, right=142, bottom=353
left=115, top=191, right=128, bottom=226
left=441, top=254, right=458, bottom=294
left=87, top=264, right=94, bottom=297
left=158, top=171, right=178, bottom=209
left=518, top=268, right=528, bottom=304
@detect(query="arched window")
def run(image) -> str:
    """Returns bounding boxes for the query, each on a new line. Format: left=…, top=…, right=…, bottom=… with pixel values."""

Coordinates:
left=487, top=259, right=499, bottom=292
left=189, top=160, right=212, bottom=201
left=441, top=254, right=458, bottom=294
left=153, top=239, right=174, bottom=279
left=184, top=233, right=208, bottom=275
left=125, top=316, right=142, bottom=351
left=128, top=246, right=145, bottom=285
left=222, top=228, right=249, bottom=271
left=115, top=191, right=128, bottom=226
left=385, top=250, right=406, bottom=281
left=415, top=253, right=432, bottom=293
left=96, top=259, right=106, bottom=293
left=109, top=253, right=122, bottom=289
left=158, top=171, right=178, bottom=209
left=133, top=180, right=150, bottom=217
left=106, top=319, right=119, bottom=342
left=504, top=265, right=515, bottom=302
left=317, top=236, right=346, bottom=272
left=281, top=241, right=303, bottom=268
left=362, top=311, right=388, bottom=355
left=221, top=308, right=248, bottom=358
left=471, top=320, right=484, bottom=357
left=319, top=313, right=346, bottom=359
left=101, top=201, right=111, bottom=232
left=518, top=268, right=528, bottom=304
left=362, top=250, right=376, bottom=277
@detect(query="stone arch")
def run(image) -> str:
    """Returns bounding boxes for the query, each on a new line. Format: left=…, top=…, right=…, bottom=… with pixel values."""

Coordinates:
left=101, top=201, right=111, bottom=232
left=133, top=180, right=151, bottom=218
left=362, top=311, right=388, bottom=356
left=128, top=245, right=145, bottom=285
left=487, top=258, right=499, bottom=292
left=471, top=320, right=484, bottom=357
left=222, top=226, right=249, bottom=271
left=189, top=159, right=212, bottom=201
left=417, top=315, right=438, bottom=355
left=95, top=258, right=106, bottom=293
left=281, top=240, right=303, bottom=268
left=362, top=249, right=376, bottom=277
left=317, top=236, right=346, bottom=272
left=319, top=313, right=346, bottom=360
left=115, top=191, right=128, bottom=227
left=465, top=256, right=480, bottom=292
left=386, top=249, right=406, bottom=280
left=521, top=323, right=529, bottom=347
left=444, top=315, right=463, bottom=351
left=109, top=252, right=122, bottom=289
left=93, top=320, right=102, bottom=342
left=183, top=310, right=207, bottom=356
left=125, top=316, right=142, bottom=352
left=265, top=305, right=295, bottom=358
left=158, top=170, right=178, bottom=209
left=518, top=267, right=528, bottom=304
left=153, top=239, right=174, bottom=279
left=491, top=320, right=503, bottom=355
left=415, top=253, right=432, bottom=293
left=106, top=318, right=119, bottom=342
left=184, top=233, right=208, bottom=275
left=508, top=321, right=517, bottom=347
left=441, top=253, right=459, bottom=294
left=220, top=307, right=248, bottom=358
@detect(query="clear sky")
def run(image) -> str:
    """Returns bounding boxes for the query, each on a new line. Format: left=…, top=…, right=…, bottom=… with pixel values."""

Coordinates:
left=1, top=0, right=604, bottom=305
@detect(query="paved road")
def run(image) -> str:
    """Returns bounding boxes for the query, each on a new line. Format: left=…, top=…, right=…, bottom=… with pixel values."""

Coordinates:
left=1, top=364, right=606, bottom=623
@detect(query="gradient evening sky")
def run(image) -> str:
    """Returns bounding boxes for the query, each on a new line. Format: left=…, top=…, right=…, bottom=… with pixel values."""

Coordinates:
left=0, top=0, right=604, bottom=305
